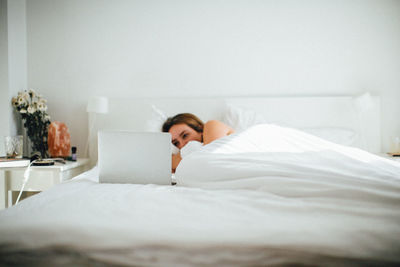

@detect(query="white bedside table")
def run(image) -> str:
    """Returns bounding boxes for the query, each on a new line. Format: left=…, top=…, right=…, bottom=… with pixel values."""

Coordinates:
left=0, top=158, right=90, bottom=209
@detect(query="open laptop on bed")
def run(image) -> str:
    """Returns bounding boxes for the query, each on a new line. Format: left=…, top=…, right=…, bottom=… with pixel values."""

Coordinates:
left=98, top=131, right=172, bottom=185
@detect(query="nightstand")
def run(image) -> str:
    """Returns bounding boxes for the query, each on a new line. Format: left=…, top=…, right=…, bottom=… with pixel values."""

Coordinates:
left=0, top=158, right=90, bottom=209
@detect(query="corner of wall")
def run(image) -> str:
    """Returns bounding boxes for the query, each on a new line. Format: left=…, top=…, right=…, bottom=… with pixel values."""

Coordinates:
left=0, top=0, right=9, bottom=156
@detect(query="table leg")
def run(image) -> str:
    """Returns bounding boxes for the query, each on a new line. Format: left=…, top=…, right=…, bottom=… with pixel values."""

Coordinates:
left=7, top=190, right=13, bottom=208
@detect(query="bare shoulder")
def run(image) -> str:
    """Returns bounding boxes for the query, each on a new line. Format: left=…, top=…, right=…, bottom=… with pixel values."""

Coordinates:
left=204, top=120, right=225, bottom=128
left=203, top=120, right=234, bottom=145
left=204, top=120, right=233, bottom=131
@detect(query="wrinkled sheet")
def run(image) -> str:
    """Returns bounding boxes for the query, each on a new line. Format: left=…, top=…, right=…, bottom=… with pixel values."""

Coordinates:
left=176, top=124, right=400, bottom=194
left=0, top=124, right=400, bottom=266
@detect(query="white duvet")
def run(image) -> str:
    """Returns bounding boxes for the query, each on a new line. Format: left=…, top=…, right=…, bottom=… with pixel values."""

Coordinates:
left=177, top=124, right=400, bottom=192
left=0, top=124, right=400, bottom=266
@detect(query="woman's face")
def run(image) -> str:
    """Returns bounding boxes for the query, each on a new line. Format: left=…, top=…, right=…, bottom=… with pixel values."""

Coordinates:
left=169, top=123, right=202, bottom=149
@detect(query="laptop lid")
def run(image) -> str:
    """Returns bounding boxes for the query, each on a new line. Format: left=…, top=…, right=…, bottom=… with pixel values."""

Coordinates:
left=98, top=131, right=171, bottom=185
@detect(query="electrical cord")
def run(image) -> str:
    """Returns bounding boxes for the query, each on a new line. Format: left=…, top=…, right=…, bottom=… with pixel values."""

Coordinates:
left=15, top=159, right=39, bottom=205
left=14, top=157, right=67, bottom=205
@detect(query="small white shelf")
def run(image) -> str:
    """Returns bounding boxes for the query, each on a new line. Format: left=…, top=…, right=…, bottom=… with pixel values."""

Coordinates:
left=0, top=158, right=90, bottom=209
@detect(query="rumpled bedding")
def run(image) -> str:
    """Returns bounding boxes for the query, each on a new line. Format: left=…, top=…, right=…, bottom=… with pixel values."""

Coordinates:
left=0, top=124, right=399, bottom=266
left=176, top=124, right=400, bottom=196
left=175, top=124, right=400, bottom=264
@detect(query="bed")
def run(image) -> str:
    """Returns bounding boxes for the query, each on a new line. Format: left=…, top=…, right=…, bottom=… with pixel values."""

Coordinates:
left=1, top=95, right=399, bottom=267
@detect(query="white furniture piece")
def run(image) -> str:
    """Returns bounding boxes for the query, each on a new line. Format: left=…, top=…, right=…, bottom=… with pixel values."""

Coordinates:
left=0, top=158, right=89, bottom=209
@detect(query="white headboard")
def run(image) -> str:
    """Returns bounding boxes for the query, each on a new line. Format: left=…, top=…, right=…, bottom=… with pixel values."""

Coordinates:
left=88, top=95, right=381, bottom=166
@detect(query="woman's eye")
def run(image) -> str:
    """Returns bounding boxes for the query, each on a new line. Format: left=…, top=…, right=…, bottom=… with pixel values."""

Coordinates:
left=182, top=133, right=188, bottom=139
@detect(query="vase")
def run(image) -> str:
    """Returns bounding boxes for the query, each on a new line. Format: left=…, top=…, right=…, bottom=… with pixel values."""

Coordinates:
left=22, top=121, right=49, bottom=159
left=22, top=126, right=32, bottom=158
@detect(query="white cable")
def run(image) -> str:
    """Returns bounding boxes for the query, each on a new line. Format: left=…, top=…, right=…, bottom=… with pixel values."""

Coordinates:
left=15, top=159, right=38, bottom=205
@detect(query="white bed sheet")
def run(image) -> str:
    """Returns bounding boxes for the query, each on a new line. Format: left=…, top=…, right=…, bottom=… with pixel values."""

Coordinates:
left=176, top=124, right=400, bottom=191
left=0, top=125, right=399, bottom=266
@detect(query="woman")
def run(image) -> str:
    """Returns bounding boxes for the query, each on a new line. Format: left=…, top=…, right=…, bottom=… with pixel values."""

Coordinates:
left=162, top=113, right=234, bottom=172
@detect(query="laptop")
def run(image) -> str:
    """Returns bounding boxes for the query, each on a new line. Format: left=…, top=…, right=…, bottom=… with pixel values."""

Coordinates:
left=98, top=131, right=172, bottom=185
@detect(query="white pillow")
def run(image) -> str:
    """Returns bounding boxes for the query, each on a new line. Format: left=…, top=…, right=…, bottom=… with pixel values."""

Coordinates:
left=222, top=104, right=266, bottom=132
left=145, top=105, right=180, bottom=154
left=145, top=105, right=168, bottom=132
left=222, top=104, right=358, bottom=147
left=301, top=127, right=358, bottom=146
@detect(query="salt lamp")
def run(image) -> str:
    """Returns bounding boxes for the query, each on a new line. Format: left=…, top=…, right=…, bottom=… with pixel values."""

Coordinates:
left=48, top=121, right=71, bottom=158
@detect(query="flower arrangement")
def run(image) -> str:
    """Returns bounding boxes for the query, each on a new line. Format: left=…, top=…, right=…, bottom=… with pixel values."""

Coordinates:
left=12, top=89, right=51, bottom=158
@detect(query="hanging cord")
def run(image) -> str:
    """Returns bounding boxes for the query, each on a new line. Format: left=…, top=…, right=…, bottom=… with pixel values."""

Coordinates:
left=14, top=155, right=66, bottom=205
left=15, top=159, right=39, bottom=205
left=15, top=156, right=65, bottom=205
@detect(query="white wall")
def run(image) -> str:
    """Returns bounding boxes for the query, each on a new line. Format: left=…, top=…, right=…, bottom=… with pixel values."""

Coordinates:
left=7, top=0, right=27, bottom=135
left=24, top=0, right=400, bottom=155
left=0, top=0, right=27, bottom=156
left=0, top=0, right=9, bottom=156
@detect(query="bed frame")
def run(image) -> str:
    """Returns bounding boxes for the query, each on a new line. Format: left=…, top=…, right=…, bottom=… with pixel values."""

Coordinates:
left=88, top=95, right=381, bottom=166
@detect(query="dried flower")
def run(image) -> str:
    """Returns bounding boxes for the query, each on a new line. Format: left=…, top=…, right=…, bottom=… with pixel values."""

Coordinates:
left=37, top=102, right=47, bottom=112
left=27, top=106, right=36, bottom=114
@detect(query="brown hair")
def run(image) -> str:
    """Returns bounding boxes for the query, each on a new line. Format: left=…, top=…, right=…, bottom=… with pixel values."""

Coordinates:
left=162, top=113, right=204, bottom=133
